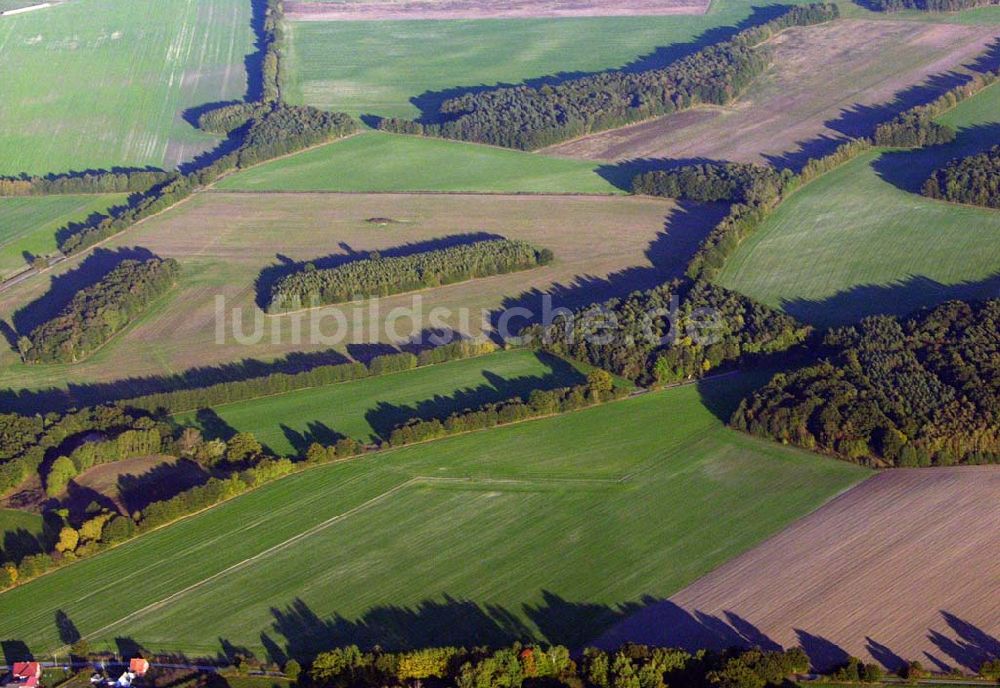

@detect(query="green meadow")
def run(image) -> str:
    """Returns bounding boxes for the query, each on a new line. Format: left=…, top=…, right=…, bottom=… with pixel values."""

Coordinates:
left=0, top=194, right=126, bottom=278
left=718, top=83, right=1000, bottom=327
left=0, top=0, right=253, bottom=175
left=0, top=381, right=869, bottom=656
left=216, top=131, right=622, bottom=194
left=176, top=349, right=594, bottom=454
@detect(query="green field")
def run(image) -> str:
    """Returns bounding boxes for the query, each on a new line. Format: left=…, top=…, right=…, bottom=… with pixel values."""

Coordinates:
left=0, top=508, right=44, bottom=542
left=0, top=0, right=253, bottom=175
left=0, top=381, right=868, bottom=656
left=718, top=83, right=1000, bottom=327
left=282, top=2, right=774, bottom=119
left=176, top=350, right=595, bottom=454
left=0, top=194, right=126, bottom=278
left=217, top=131, right=622, bottom=193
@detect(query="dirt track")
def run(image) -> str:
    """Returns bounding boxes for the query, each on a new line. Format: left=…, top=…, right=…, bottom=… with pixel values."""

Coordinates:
left=544, top=20, right=1000, bottom=165
left=594, top=466, right=1000, bottom=673
left=286, top=0, right=709, bottom=21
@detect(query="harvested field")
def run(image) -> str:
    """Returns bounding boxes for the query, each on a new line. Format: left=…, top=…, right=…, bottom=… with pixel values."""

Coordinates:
left=596, top=466, right=1000, bottom=673
left=543, top=20, right=1000, bottom=165
left=0, top=192, right=718, bottom=392
left=68, top=455, right=208, bottom=516
left=286, top=0, right=709, bottom=21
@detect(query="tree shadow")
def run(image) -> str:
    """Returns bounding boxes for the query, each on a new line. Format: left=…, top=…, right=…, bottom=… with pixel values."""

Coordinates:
left=865, top=636, right=906, bottom=672
left=280, top=421, right=345, bottom=455
left=928, top=611, right=1000, bottom=672
left=795, top=630, right=850, bottom=671
left=1, top=640, right=33, bottom=664
left=392, top=5, right=793, bottom=126
left=55, top=609, right=81, bottom=645
left=254, top=232, right=504, bottom=309
left=489, top=201, right=729, bottom=336
left=266, top=591, right=661, bottom=662
left=0, top=348, right=353, bottom=416
left=194, top=409, right=238, bottom=442
left=780, top=273, right=1000, bottom=328
left=11, top=246, right=156, bottom=336
left=117, top=459, right=210, bottom=515
left=362, top=352, right=586, bottom=441
left=872, top=122, right=1000, bottom=194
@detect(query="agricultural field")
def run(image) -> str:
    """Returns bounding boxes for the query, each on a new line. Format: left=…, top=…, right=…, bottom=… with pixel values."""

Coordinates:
left=0, top=192, right=717, bottom=392
left=0, top=0, right=253, bottom=175
left=175, top=350, right=595, bottom=455
left=280, top=0, right=771, bottom=119
left=0, top=382, right=870, bottom=656
left=598, top=467, right=1000, bottom=673
left=0, top=508, right=44, bottom=544
left=717, top=82, right=1000, bottom=327
left=0, top=194, right=125, bottom=279
left=284, top=0, right=711, bottom=21
left=216, top=131, right=622, bottom=194
left=543, top=19, right=1000, bottom=164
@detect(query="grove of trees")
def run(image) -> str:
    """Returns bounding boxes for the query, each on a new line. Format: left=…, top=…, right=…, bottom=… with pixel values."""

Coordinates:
left=732, top=299, right=1000, bottom=467
left=377, top=4, right=839, bottom=150
left=863, top=0, right=998, bottom=12
left=922, top=143, right=1000, bottom=208
left=20, top=257, right=180, bottom=364
left=268, top=239, right=553, bottom=311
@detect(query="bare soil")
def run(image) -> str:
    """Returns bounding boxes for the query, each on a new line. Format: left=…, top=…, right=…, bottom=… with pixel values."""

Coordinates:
left=285, top=0, right=709, bottom=21
left=543, top=20, right=1000, bottom=165
left=595, top=466, right=1000, bottom=673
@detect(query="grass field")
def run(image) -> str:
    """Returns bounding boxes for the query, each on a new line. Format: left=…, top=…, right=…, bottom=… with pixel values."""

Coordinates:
left=0, top=192, right=695, bottom=391
left=0, top=381, right=870, bottom=656
left=717, top=83, right=1000, bottom=327
left=0, top=194, right=126, bottom=279
left=281, top=1, right=770, bottom=119
left=0, top=0, right=252, bottom=175
left=175, top=350, right=594, bottom=454
left=0, top=508, right=44, bottom=543
left=216, top=131, right=622, bottom=193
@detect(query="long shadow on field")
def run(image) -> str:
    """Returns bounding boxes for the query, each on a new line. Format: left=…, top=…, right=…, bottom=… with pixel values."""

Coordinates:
left=780, top=273, right=1000, bottom=329
left=384, top=5, right=792, bottom=127
left=1, top=640, right=32, bottom=664
left=865, top=637, right=907, bottom=672
left=928, top=611, right=1000, bottom=673
left=0, top=348, right=354, bottom=416
left=116, top=459, right=210, bottom=515
left=280, top=421, right=344, bottom=455
left=362, top=352, right=586, bottom=442
left=873, top=122, right=1000, bottom=194
left=261, top=592, right=657, bottom=661
left=254, top=232, right=504, bottom=310
left=11, top=247, right=156, bottom=337
left=489, top=201, right=730, bottom=336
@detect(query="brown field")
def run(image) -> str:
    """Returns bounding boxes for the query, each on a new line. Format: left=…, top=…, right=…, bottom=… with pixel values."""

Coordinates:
left=285, top=0, right=709, bottom=21
left=595, top=466, right=1000, bottom=673
left=543, top=20, right=1000, bottom=164
left=0, top=192, right=708, bottom=392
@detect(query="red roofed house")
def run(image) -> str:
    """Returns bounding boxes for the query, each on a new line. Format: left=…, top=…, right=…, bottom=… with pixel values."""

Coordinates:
left=6, top=662, right=41, bottom=688
left=127, top=660, right=149, bottom=678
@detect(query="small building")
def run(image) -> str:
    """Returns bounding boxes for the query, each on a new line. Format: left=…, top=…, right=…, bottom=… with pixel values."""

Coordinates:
left=127, top=660, right=148, bottom=678
left=5, top=662, right=42, bottom=688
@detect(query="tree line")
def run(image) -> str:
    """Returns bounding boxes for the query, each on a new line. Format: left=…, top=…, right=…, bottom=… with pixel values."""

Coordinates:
left=732, top=299, right=999, bottom=467
left=305, top=642, right=814, bottom=688
left=377, top=4, right=839, bottom=150
left=0, top=168, right=172, bottom=197
left=19, top=257, right=180, bottom=364
left=863, top=0, right=998, bottom=12
left=388, top=370, right=624, bottom=446
left=268, top=239, right=553, bottom=312
left=922, top=143, right=1000, bottom=208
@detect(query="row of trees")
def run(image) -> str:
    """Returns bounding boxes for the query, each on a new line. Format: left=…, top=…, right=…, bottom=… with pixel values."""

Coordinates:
left=0, top=168, right=172, bottom=197
left=19, top=257, right=180, bottom=364
left=922, top=143, right=1000, bottom=208
left=124, top=340, right=497, bottom=414
left=377, top=4, right=839, bottom=150
left=388, top=370, right=625, bottom=446
left=307, top=642, right=812, bottom=688
left=268, top=239, right=553, bottom=312
left=732, top=299, right=1000, bottom=467
left=632, top=163, right=791, bottom=205
left=44, top=427, right=162, bottom=497
left=863, top=0, right=998, bottom=12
